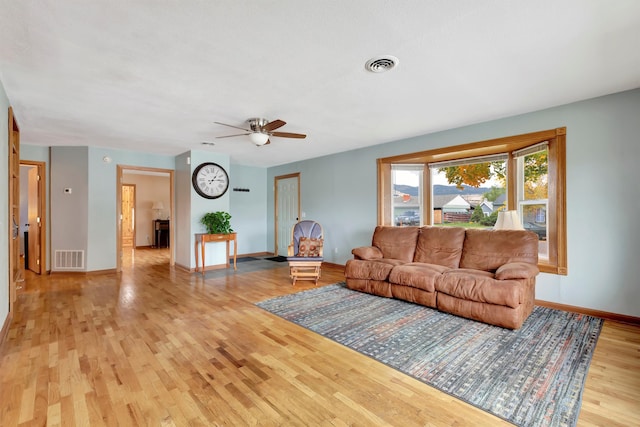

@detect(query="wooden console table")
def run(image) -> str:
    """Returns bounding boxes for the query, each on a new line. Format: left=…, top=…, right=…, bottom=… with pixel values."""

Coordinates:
left=195, top=232, right=237, bottom=274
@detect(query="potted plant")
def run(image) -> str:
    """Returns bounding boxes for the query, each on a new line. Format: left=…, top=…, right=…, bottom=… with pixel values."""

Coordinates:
left=201, top=211, right=233, bottom=234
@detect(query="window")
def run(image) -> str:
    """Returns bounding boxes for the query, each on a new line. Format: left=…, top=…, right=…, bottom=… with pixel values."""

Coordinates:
left=515, top=142, right=549, bottom=259
left=428, top=154, right=507, bottom=227
left=391, top=165, right=423, bottom=226
left=377, top=128, right=567, bottom=275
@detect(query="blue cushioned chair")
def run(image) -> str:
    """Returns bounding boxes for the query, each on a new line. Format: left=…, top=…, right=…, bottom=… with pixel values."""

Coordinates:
left=287, top=220, right=324, bottom=285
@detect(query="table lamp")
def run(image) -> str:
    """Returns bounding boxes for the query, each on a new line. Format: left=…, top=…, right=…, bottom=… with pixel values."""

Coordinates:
left=152, top=201, right=164, bottom=219
left=494, top=210, right=524, bottom=230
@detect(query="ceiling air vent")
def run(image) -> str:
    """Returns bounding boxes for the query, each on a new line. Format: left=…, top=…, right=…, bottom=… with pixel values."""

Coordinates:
left=365, top=55, right=399, bottom=73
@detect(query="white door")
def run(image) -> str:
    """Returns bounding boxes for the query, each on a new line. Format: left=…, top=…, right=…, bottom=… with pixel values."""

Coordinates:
left=275, top=174, right=300, bottom=256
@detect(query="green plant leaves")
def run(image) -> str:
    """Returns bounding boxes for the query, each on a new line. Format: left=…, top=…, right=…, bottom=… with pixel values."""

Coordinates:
left=201, top=211, right=233, bottom=234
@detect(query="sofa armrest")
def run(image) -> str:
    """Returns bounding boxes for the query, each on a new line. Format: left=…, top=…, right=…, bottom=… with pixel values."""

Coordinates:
left=495, top=262, right=540, bottom=280
left=352, top=246, right=383, bottom=260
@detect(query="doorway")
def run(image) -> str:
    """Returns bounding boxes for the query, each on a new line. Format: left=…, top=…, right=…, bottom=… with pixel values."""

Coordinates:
left=116, top=165, right=174, bottom=272
left=20, top=161, right=46, bottom=275
left=274, top=173, right=300, bottom=256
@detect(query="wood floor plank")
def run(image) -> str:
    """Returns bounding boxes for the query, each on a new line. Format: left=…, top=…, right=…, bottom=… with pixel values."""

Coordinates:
left=1, top=248, right=639, bottom=426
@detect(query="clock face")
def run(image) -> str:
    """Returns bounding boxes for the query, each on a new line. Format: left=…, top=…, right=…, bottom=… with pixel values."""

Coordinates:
left=192, top=162, right=229, bottom=199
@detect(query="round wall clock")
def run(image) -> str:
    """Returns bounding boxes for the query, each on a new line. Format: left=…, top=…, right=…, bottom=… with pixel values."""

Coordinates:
left=192, top=162, right=229, bottom=199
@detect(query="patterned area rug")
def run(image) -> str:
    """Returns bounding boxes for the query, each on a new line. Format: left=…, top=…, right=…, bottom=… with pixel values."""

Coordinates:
left=257, top=283, right=603, bottom=427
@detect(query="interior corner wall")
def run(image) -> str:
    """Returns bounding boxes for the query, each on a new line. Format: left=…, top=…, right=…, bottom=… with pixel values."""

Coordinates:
left=267, top=88, right=640, bottom=318
left=174, top=152, right=192, bottom=269
left=229, top=165, right=268, bottom=255
left=50, top=147, right=89, bottom=270
left=86, top=147, right=119, bottom=271
left=187, top=150, right=231, bottom=269
left=49, top=145, right=176, bottom=272
left=0, top=79, right=10, bottom=331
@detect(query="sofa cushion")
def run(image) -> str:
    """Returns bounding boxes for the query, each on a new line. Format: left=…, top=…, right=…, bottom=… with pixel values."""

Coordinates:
left=437, top=293, right=527, bottom=330
left=413, top=226, right=466, bottom=268
left=459, top=229, right=539, bottom=272
left=345, top=259, right=402, bottom=281
left=389, top=263, right=449, bottom=293
left=390, top=284, right=437, bottom=308
left=436, top=269, right=523, bottom=308
left=372, top=226, right=420, bottom=262
left=346, top=278, right=393, bottom=298
left=351, top=246, right=383, bottom=260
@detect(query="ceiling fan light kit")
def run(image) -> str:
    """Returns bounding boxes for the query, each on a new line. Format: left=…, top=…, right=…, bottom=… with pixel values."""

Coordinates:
left=249, top=132, right=269, bottom=146
left=215, top=117, right=306, bottom=146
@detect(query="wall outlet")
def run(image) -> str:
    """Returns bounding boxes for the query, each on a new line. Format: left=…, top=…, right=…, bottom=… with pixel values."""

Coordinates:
left=146, top=235, right=150, bottom=243
left=334, top=247, right=338, bottom=254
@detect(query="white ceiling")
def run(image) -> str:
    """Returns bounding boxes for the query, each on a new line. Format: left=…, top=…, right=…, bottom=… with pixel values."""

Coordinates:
left=1, top=1, right=639, bottom=167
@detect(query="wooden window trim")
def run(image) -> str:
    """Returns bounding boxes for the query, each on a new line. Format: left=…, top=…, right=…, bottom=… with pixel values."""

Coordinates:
left=378, top=127, right=567, bottom=275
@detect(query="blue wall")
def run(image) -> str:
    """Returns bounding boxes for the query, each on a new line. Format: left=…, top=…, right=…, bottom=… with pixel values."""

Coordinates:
left=19, top=145, right=269, bottom=272
left=230, top=164, right=268, bottom=255
left=268, top=89, right=640, bottom=317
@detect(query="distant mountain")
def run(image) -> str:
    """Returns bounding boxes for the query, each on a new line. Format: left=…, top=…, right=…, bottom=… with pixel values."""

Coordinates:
left=395, top=184, right=489, bottom=196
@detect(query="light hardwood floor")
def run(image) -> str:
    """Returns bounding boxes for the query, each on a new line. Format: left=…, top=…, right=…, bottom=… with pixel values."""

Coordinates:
left=1, top=249, right=638, bottom=426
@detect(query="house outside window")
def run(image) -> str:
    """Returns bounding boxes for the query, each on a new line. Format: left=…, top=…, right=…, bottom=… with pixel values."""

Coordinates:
left=429, top=154, right=507, bottom=227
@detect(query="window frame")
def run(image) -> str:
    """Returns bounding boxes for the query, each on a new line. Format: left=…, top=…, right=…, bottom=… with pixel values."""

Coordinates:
left=377, top=127, right=567, bottom=275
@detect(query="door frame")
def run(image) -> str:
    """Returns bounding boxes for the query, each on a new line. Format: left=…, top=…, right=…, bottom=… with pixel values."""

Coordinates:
left=116, top=165, right=174, bottom=272
left=20, top=160, right=46, bottom=274
left=7, top=106, right=20, bottom=319
left=274, top=172, right=301, bottom=256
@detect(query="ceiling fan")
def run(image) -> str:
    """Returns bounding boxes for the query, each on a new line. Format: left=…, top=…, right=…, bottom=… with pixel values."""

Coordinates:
left=214, top=118, right=307, bottom=146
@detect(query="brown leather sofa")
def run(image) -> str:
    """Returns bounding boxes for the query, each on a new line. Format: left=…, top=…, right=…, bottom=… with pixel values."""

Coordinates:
left=345, top=226, right=540, bottom=329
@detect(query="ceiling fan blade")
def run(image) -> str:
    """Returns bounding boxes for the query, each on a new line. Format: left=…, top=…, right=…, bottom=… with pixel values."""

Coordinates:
left=262, top=119, right=286, bottom=132
left=216, top=133, right=250, bottom=139
left=271, top=131, right=307, bottom=139
left=214, top=121, right=251, bottom=132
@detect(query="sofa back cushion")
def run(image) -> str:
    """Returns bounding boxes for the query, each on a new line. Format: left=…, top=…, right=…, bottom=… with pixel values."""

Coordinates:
left=372, top=226, right=419, bottom=262
left=413, top=226, right=466, bottom=268
left=460, top=229, right=539, bottom=272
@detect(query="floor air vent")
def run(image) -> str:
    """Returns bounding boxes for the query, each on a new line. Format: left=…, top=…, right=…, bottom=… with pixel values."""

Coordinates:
left=54, top=250, right=85, bottom=270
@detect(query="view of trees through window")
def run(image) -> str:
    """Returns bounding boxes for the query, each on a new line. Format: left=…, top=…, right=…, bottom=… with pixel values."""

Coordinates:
left=431, top=158, right=506, bottom=228
left=392, top=146, right=549, bottom=257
